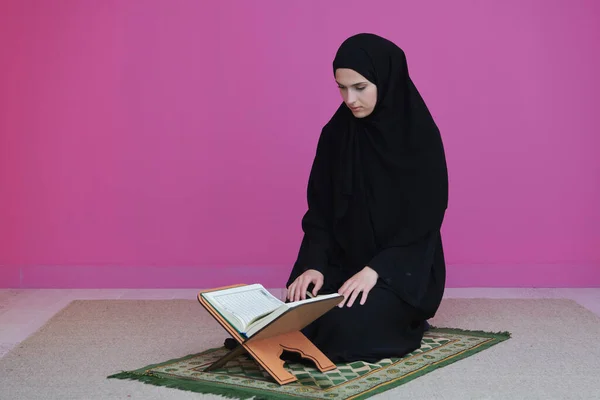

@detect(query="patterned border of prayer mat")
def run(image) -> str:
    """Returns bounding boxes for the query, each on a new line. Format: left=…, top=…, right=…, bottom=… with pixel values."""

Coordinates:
left=108, top=327, right=510, bottom=400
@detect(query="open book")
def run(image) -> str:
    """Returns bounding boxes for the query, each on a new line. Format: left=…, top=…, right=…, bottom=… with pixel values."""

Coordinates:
left=200, top=284, right=342, bottom=338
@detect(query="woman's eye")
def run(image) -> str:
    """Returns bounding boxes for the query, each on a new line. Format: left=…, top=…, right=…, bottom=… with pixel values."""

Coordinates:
left=356, top=86, right=366, bottom=91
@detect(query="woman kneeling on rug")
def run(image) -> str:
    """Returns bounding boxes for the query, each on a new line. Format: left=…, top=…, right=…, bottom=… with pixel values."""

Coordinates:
left=285, top=33, right=449, bottom=364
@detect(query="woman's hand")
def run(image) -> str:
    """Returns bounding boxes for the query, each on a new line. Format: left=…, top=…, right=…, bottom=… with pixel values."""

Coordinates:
left=337, top=266, right=378, bottom=308
left=287, top=269, right=324, bottom=302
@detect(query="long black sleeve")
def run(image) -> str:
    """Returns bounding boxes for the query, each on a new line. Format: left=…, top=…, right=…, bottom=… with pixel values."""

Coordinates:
left=286, top=128, right=334, bottom=286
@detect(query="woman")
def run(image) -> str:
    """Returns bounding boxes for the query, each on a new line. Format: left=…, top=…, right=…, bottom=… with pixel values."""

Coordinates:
left=286, top=33, right=449, bottom=363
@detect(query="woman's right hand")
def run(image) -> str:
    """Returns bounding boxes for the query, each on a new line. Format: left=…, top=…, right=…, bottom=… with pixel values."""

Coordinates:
left=287, top=269, right=324, bottom=302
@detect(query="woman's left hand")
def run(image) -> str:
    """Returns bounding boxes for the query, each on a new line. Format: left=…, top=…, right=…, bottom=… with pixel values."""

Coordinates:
left=337, top=266, right=378, bottom=308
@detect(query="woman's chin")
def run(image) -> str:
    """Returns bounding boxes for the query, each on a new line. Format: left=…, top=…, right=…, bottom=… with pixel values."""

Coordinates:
left=351, top=109, right=371, bottom=118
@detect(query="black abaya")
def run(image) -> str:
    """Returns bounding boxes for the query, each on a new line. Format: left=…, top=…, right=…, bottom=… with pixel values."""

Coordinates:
left=286, top=33, right=449, bottom=363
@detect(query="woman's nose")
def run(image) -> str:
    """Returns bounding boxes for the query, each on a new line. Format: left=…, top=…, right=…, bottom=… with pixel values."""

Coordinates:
left=346, top=91, right=357, bottom=105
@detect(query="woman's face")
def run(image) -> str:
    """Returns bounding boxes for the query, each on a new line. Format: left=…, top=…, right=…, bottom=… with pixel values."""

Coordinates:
left=335, top=68, right=378, bottom=118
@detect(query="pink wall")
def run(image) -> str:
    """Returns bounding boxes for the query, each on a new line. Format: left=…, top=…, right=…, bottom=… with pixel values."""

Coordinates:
left=1, top=0, right=599, bottom=288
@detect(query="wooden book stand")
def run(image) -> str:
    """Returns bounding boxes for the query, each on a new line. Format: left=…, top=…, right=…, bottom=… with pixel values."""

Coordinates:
left=197, top=284, right=342, bottom=385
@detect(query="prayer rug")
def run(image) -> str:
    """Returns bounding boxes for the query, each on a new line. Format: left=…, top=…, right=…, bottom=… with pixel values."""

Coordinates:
left=108, top=327, right=510, bottom=399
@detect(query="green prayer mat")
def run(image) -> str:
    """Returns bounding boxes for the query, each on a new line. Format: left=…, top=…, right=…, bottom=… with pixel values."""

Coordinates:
left=109, top=327, right=510, bottom=400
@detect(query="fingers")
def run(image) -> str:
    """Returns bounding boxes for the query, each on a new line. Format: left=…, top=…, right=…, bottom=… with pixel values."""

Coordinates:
left=312, top=279, right=323, bottom=297
left=293, top=280, right=304, bottom=302
left=287, top=270, right=325, bottom=303
left=359, top=287, right=370, bottom=305
left=338, top=278, right=375, bottom=308
left=288, top=278, right=316, bottom=302
left=338, top=281, right=358, bottom=307
left=293, top=283, right=300, bottom=302
left=339, top=285, right=369, bottom=308
left=288, top=281, right=302, bottom=302
left=337, top=278, right=351, bottom=295
left=286, top=282, right=296, bottom=301
left=337, top=282, right=350, bottom=307
left=345, top=285, right=361, bottom=308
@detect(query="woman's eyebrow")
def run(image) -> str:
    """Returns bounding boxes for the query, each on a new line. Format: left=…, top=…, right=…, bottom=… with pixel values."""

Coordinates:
left=336, top=81, right=368, bottom=87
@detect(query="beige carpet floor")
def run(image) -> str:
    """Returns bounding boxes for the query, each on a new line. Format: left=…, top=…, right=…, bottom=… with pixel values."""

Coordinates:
left=0, top=298, right=599, bottom=400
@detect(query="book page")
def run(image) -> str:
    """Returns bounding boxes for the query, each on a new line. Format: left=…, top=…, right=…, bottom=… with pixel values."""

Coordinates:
left=210, top=285, right=283, bottom=329
left=244, top=291, right=344, bottom=338
left=287, top=292, right=342, bottom=308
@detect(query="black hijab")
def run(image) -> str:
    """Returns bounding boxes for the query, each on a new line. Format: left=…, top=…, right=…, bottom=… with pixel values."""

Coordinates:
left=289, top=33, right=448, bottom=284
